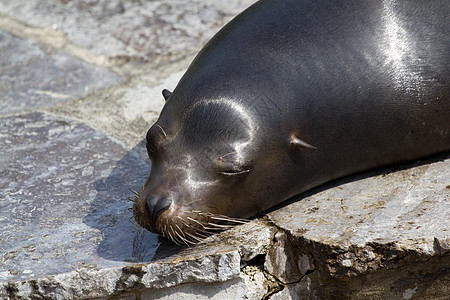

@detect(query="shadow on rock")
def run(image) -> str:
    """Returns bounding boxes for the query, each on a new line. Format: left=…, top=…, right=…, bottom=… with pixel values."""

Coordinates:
left=83, top=140, right=183, bottom=263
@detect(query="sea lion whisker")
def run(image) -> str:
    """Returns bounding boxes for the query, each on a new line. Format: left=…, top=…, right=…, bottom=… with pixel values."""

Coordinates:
left=203, top=222, right=235, bottom=229
left=130, top=214, right=142, bottom=225
left=172, top=238, right=182, bottom=246
left=129, top=216, right=139, bottom=226
left=190, top=218, right=227, bottom=230
left=174, top=223, right=190, bottom=239
left=129, top=189, right=139, bottom=197
left=186, top=223, right=213, bottom=236
left=166, top=228, right=177, bottom=245
left=155, top=124, right=167, bottom=138
left=174, top=223, right=185, bottom=235
left=197, top=212, right=214, bottom=218
left=178, top=220, right=199, bottom=233
left=201, top=227, right=225, bottom=231
left=191, top=217, right=235, bottom=228
left=168, top=225, right=180, bottom=244
left=184, top=231, right=204, bottom=243
left=190, top=229, right=210, bottom=238
left=183, top=198, right=204, bottom=206
left=170, top=232, right=185, bottom=246
left=204, top=212, right=249, bottom=223
left=219, top=151, right=238, bottom=160
left=178, top=235, right=191, bottom=246
left=208, top=215, right=249, bottom=224
left=173, top=225, right=191, bottom=246
left=177, top=218, right=189, bottom=227
left=186, top=217, right=207, bottom=229
left=215, top=214, right=249, bottom=222
left=177, top=219, right=204, bottom=234
left=206, top=212, right=248, bottom=220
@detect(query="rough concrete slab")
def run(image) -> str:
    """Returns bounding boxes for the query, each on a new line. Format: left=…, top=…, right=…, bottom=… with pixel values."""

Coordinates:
left=0, top=0, right=257, bottom=65
left=0, top=112, right=156, bottom=282
left=0, top=30, right=121, bottom=114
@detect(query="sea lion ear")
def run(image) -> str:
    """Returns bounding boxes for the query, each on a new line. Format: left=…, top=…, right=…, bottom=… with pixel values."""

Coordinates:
left=162, top=89, right=172, bottom=101
left=290, top=133, right=317, bottom=150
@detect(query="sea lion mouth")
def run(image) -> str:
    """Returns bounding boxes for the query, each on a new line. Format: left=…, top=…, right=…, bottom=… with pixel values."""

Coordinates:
left=144, top=194, right=172, bottom=232
left=132, top=190, right=248, bottom=245
left=154, top=210, right=249, bottom=245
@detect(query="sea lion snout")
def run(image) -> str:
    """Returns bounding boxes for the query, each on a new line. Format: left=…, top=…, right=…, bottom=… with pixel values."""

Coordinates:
left=144, top=194, right=171, bottom=232
left=133, top=174, right=177, bottom=234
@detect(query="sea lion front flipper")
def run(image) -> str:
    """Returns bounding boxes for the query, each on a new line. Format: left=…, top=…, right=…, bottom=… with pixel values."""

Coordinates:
left=289, top=133, right=317, bottom=150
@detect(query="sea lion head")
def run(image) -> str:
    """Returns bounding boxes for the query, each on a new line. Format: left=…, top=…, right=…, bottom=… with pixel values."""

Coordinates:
left=133, top=89, right=312, bottom=244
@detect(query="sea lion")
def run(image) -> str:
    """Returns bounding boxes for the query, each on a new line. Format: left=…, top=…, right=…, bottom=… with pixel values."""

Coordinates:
left=133, top=0, right=449, bottom=244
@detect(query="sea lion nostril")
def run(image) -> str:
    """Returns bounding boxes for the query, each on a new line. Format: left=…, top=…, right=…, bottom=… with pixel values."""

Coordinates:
left=145, top=195, right=171, bottom=230
left=154, top=197, right=171, bottom=220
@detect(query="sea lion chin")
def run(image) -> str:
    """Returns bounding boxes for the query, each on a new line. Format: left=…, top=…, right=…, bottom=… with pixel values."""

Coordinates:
left=133, top=0, right=449, bottom=244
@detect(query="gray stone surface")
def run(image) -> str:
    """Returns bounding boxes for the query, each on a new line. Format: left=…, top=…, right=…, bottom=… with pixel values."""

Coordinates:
left=48, top=66, right=188, bottom=150
left=0, top=112, right=157, bottom=282
left=0, top=250, right=241, bottom=300
left=266, top=154, right=450, bottom=299
left=0, top=0, right=256, bottom=65
left=264, top=232, right=305, bottom=284
left=0, top=30, right=121, bottom=114
left=269, top=154, right=450, bottom=269
left=140, top=274, right=266, bottom=300
left=196, top=219, right=277, bottom=262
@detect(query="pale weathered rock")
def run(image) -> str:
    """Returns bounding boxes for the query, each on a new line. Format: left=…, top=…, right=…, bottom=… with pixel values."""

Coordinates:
left=269, top=274, right=320, bottom=300
left=139, top=269, right=271, bottom=300
left=434, top=237, right=450, bottom=253
left=140, top=277, right=252, bottom=300
left=269, top=155, right=450, bottom=274
left=0, top=250, right=240, bottom=299
left=240, top=266, right=271, bottom=300
left=264, top=231, right=303, bottom=284
left=140, top=251, right=240, bottom=289
left=267, top=154, right=450, bottom=299
left=0, top=30, right=121, bottom=114
left=297, top=253, right=315, bottom=276
left=47, top=64, right=190, bottom=150
left=0, top=0, right=257, bottom=65
left=197, top=219, right=277, bottom=262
